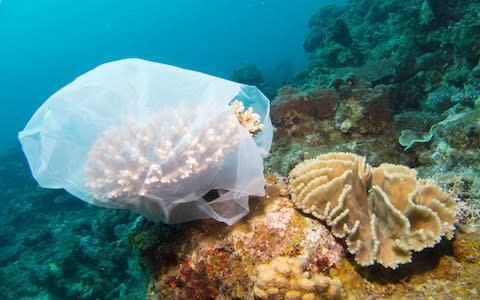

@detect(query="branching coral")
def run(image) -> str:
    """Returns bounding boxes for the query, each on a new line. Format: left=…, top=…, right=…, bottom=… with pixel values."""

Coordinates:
left=85, top=101, right=264, bottom=222
left=288, top=152, right=458, bottom=269
left=85, top=107, right=241, bottom=202
left=230, top=99, right=264, bottom=136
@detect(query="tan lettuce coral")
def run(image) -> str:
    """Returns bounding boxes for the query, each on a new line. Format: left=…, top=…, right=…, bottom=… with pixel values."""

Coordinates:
left=288, top=152, right=457, bottom=269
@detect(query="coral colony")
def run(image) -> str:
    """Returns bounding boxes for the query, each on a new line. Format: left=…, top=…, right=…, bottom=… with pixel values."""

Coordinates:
left=85, top=101, right=263, bottom=202
left=288, top=152, right=457, bottom=269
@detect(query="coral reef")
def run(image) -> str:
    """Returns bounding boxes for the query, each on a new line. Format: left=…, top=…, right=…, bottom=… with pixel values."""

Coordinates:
left=263, top=0, right=480, bottom=296
left=334, top=85, right=394, bottom=134
left=128, top=0, right=479, bottom=297
left=267, top=28, right=404, bottom=174
left=131, top=178, right=345, bottom=299
left=268, top=84, right=398, bottom=167
left=4, top=0, right=480, bottom=298
left=288, top=152, right=457, bottom=269
left=130, top=174, right=480, bottom=299
left=299, top=0, right=480, bottom=111
left=230, top=63, right=264, bottom=86
left=0, top=147, right=144, bottom=299
left=267, top=0, right=480, bottom=231
left=414, top=107, right=480, bottom=224
left=331, top=59, right=399, bottom=89
left=331, top=230, right=480, bottom=299
left=229, top=63, right=281, bottom=100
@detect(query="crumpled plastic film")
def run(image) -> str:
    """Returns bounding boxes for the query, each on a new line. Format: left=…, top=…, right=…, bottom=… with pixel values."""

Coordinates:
left=19, top=58, right=273, bottom=225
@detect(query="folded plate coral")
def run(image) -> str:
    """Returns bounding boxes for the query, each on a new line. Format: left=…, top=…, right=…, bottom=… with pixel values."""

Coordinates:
left=288, top=152, right=457, bottom=269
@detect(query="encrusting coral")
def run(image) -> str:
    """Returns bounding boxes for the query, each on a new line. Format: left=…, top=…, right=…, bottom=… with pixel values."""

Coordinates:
left=288, top=152, right=458, bottom=269
left=253, top=256, right=344, bottom=300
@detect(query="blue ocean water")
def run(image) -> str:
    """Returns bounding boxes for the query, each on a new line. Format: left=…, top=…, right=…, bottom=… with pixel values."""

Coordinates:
left=0, top=0, right=342, bottom=154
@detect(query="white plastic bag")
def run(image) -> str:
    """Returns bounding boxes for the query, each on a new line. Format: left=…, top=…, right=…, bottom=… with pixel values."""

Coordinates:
left=19, top=58, right=272, bottom=225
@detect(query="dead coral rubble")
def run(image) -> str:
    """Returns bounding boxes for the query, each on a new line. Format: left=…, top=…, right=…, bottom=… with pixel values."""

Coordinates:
left=288, top=152, right=458, bottom=269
